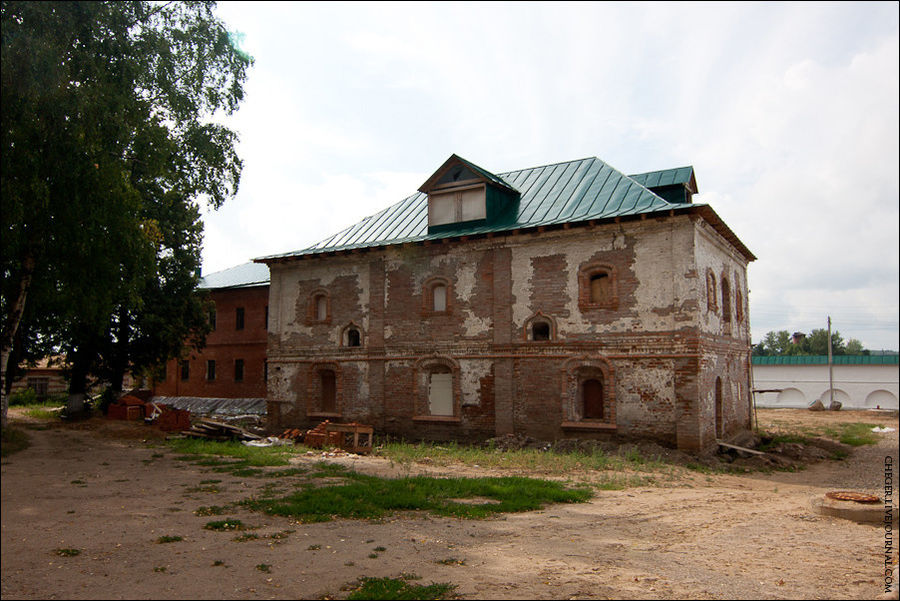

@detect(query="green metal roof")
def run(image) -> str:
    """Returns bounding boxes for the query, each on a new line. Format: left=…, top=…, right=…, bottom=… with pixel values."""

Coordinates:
left=752, top=355, right=899, bottom=366
left=629, top=166, right=697, bottom=192
left=257, top=156, right=752, bottom=262
left=199, top=262, right=269, bottom=290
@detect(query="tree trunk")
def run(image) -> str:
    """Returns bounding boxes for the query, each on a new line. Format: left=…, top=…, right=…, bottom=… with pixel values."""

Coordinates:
left=66, top=342, right=93, bottom=416
left=110, top=310, right=130, bottom=397
left=1, top=255, right=36, bottom=429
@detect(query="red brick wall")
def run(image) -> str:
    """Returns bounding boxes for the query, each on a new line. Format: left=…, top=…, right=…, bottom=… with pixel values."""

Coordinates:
left=153, top=285, right=268, bottom=398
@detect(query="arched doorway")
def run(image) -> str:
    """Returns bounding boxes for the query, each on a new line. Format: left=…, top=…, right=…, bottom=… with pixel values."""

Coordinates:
left=320, top=370, right=336, bottom=413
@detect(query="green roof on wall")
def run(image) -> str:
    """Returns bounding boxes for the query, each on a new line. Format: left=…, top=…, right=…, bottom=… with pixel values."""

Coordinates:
left=752, top=355, right=899, bottom=365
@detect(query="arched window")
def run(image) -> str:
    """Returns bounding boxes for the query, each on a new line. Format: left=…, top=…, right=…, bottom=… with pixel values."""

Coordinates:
left=721, top=276, right=731, bottom=323
left=706, top=270, right=718, bottom=313
left=307, top=289, right=331, bottom=324
left=423, top=276, right=452, bottom=315
left=307, top=363, right=341, bottom=417
left=347, top=328, right=360, bottom=347
left=578, top=262, right=617, bottom=311
left=432, top=284, right=447, bottom=312
left=525, top=312, right=555, bottom=342
left=414, top=356, right=460, bottom=421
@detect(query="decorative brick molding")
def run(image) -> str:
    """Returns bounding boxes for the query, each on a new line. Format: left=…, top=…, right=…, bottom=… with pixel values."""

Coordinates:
left=561, top=355, right=616, bottom=427
left=523, top=311, right=557, bottom=342
left=577, top=261, right=618, bottom=311
left=421, top=275, right=453, bottom=316
left=307, top=361, right=341, bottom=416
left=413, top=354, right=461, bottom=420
left=306, top=288, right=332, bottom=325
left=340, top=321, right=365, bottom=348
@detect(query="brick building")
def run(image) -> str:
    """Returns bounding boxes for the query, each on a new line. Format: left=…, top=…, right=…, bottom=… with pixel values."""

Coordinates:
left=152, top=262, right=269, bottom=400
left=257, top=155, right=756, bottom=451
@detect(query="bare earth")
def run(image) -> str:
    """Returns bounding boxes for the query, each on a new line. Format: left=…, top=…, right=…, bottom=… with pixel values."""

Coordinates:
left=2, top=408, right=898, bottom=600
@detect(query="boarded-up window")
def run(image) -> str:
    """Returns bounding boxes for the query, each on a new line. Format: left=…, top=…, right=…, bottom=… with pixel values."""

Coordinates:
left=590, top=273, right=611, bottom=304
left=428, top=371, right=453, bottom=416
left=583, top=378, right=604, bottom=419
left=433, top=284, right=447, bottom=312
left=428, top=188, right=486, bottom=226
left=316, top=295, right=327, bottom=321
left=721, top=277, right=731, bottom=323
left=321, top=370, right=336, bottom=413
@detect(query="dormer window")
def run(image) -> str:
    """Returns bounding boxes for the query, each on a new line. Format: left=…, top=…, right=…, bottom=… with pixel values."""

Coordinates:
left=419, top=154, right=519, bottom=232
left=428, top=186, right=486, bottom=227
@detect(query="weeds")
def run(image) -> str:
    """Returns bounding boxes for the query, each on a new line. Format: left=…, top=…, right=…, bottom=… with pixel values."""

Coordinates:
left=204, top=519, right=245, bottom=531
left=54, top=548, right=81, bottom=557
left=156, top=535, right=183, bottom=544
left=345, top=576, right=457, bottom=600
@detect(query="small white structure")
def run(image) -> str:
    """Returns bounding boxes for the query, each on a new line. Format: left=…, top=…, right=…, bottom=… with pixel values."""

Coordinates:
left=752, top=355, right=899, bottom=410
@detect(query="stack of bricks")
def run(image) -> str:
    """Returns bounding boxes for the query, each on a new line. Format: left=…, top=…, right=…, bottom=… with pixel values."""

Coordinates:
left=302, top=420, right=341, bottom=449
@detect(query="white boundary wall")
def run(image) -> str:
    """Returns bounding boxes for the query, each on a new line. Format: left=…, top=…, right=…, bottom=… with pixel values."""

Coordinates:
left=752, top=363, right=899, bottom=410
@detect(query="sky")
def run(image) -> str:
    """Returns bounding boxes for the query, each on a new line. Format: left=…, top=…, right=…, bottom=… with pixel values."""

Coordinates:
left=201, top=1, right=899, bottom=351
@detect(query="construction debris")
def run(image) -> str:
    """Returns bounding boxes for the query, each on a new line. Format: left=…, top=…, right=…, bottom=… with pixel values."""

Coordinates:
left=299, top=420, right=373, bottom=454
left=182, top=418, right=262, bottom=442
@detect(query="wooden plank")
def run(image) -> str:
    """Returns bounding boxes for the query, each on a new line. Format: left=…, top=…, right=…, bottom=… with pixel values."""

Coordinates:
left=716, top=440, right=765, bottom=455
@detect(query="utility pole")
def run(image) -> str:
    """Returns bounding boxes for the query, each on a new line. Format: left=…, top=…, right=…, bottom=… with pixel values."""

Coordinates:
left=827, top=316, right=834, bottom=407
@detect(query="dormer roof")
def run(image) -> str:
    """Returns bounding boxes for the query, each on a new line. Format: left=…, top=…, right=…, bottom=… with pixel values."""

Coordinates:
left=418, top=154, right=519, bottom=196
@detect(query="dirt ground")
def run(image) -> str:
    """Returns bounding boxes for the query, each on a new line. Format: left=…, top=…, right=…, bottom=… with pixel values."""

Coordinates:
left=2, top=408, right=898, bottom=600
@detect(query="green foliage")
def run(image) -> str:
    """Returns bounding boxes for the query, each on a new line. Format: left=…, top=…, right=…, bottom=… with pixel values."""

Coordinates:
left=8, top=388, right=37, bottom=406
left=1, top=1, right=252, bottom=411
left=345, top=576, right=458, bottom=601
left=54, top=548, right=81, bottom=557
left=753, top=328, right=869, bottom=356
left=242, top=474, right=592, bottom=522
left=155, top=535, right=183, bottom=544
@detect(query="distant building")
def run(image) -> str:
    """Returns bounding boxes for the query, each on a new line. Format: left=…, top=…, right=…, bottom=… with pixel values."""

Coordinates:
left=152, top=262, right=270, bottom=402
left=8, top=356, right=68, bottom=401
left=257, top=154, right=756, bottom=451
left=752, top=355, right=899, bottom=409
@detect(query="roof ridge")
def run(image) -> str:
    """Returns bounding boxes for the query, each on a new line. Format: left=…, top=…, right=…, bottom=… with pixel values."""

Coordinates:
left=498, top=156, right=597, bottom=177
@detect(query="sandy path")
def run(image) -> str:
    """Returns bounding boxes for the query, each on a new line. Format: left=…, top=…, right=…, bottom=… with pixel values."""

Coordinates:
left=2, top=409, right=897, bottom=599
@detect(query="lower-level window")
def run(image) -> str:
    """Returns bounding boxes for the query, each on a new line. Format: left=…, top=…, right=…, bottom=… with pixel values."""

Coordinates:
left=234, top=359, right=244, bottom=382
left=582, top=378, right=604, bottom=419
left=320, top=369, right=336, bottom=413
left=428, top=369, right=454, bottom=416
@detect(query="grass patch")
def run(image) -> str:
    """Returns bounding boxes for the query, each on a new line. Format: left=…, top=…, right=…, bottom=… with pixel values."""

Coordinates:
left=242, top=474, right=591, bottom=522
left=345, top=576, right=457, bottom=600
left=156, top=535, right=183, bottom=544
left=166, top=438, right=296, bottom=471
left=233, top=533, right=259, bottom=542
left=823, top=423, right=880, bottom=446
left=54, top=548, right=81, bottom=557
left=1, top=427, right=30, bottom=457
left=256, top=563, right=272, bottom=573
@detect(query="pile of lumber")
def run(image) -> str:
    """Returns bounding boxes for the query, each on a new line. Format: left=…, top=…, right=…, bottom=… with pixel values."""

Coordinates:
left=183, top=418, right=262, bottom=442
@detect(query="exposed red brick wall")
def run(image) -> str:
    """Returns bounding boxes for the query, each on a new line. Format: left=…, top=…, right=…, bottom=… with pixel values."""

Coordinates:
left=265, top=217, right=752, bottom=451
left=153, top=285, right=268, bottom=398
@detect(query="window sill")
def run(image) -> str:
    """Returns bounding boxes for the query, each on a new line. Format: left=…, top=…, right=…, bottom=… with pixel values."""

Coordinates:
left=307, top=412, right=342, bottom=419
left=413, top=415, right=461, bottom=424
left=561, top=421, right=616, bottom=432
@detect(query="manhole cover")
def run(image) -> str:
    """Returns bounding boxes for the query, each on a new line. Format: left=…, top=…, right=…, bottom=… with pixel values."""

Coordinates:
left=825, top=491, right=881, bottom=504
